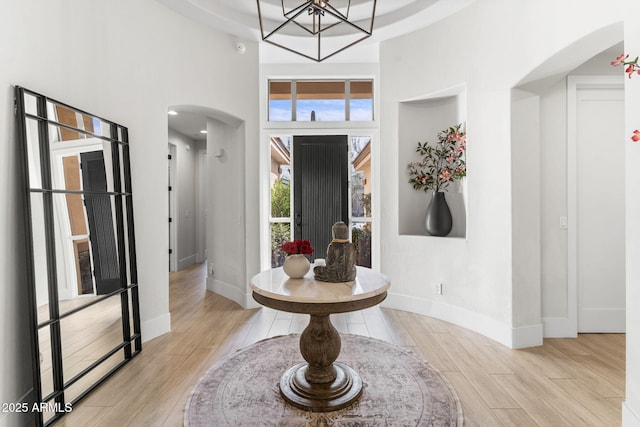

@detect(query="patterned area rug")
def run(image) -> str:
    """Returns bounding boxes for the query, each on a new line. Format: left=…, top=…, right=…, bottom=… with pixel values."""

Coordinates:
left=185, top=334, right=463, bottom=426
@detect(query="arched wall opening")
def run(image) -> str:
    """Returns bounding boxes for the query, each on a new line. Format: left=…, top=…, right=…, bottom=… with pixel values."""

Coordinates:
left=510, top=22, right=624, bottom=340
left=166, top=105, right=252, bottom=310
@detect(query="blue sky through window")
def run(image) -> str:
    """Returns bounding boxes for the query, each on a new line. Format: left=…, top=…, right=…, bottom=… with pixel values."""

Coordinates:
left=297, top=99, right=344, bottom=121
left=350, top=99, right=373, bottom=121
left=269, top=100, right=292, bottom=121
left=269, top=99, right=372, bottom=121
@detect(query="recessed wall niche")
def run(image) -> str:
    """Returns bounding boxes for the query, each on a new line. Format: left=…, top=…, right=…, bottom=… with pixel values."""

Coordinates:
left=398, top=85, right=467, bottom=237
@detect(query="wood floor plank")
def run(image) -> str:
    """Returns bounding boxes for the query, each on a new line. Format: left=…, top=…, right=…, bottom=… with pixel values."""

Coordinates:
left=513, top=345, right=575, bottom=379
left=57, top=262, right=624, bottom=426
left=567, top=354, right=625, bottom=392
left=550, top=378, right=622, bottom=426
left=346, top=322, right=369, bottom=336
left=269, top=318, right=293, bottom=336
left=494, top=369, right=607, bottom=427
left=239, top=307, right=278, bottom=346
left=453, top=330, right=514, bottom=375
left=361, top=306, right=395, bottom=342
left=492, top=408, right=538, bottom=427
left=579, top=333, right=626, bottom=361
left=491, top=373, right=577, bottom=426
left=127, top=347, right=219, bottom=426
left=431, top=332, right=520, bottom=409
left=545, top=337, right=591, bottom=357
left=56, top=405, right=110, bottom=426
left=443, top=371, right=506, bottom=427
left=289, top=313, right=309, bottom=334
left=378, top=308, right=418, bottom=347
left=401, top=316, right=458, bottom=372
left=331, top=313, right=349, bottom=334
left=536, top=339, right=624, bottom=398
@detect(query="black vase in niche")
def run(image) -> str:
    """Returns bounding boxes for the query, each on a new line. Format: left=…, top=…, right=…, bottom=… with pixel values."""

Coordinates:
left=425, top=191, right=453, bottom=236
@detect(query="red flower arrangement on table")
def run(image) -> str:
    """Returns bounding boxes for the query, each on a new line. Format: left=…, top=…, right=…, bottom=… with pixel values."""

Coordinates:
left=611, top=54, right=640, bottom=142
left=281, top=239, right=314, bottom=256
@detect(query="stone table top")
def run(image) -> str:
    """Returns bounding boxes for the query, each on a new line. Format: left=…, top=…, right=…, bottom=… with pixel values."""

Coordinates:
left=250, top=265, right=390, bottom=304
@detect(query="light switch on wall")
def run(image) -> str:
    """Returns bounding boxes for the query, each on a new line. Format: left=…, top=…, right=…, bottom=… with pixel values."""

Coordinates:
left=560, top=216, right=568, bottom=229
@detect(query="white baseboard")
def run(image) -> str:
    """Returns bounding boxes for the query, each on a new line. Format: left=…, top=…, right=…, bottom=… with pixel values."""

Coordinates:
left=141, top=312, right=171, bottom=343
left=382, top=292, right=543, bottom=349
left=178, top=254, right=197, bottom=271
left=623, top=401, right=640, bottom=427
left=542, top=316, right=577, bottom=338
left=207, top=278, right=260, bottom=309
left=512, top=323, right=544, bottom=349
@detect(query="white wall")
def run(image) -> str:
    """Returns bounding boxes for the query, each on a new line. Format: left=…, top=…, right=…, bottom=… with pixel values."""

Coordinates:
left=0, top=0, right=259, bottom=425
left=538, top=79, right=569, bottom=322
left=206, top=117, right=256, bottom=307
left=510, top=89, right=541, bottom=335
left=168, top=129, right=200, bottom=270
left=379, top=0, right=623, bottom=348
left=624, top=0, right=640, bottom=423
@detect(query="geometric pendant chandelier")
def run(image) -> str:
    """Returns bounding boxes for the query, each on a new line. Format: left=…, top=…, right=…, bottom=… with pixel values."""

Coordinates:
left=256, top=0, right=377, bottom=62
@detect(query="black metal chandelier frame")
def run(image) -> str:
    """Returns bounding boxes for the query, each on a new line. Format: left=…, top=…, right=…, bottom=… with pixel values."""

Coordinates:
left=256, top=0, right=377, bottom=62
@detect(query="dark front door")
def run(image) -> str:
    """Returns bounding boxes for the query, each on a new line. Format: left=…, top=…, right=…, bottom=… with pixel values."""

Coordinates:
left=80, top=151, right=120, bottom=295
left=293, top=135, right=349, bottom=259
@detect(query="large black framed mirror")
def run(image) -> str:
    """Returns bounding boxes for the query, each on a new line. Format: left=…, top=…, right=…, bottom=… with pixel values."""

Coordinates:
left=15, top=87, right=142, bottom=426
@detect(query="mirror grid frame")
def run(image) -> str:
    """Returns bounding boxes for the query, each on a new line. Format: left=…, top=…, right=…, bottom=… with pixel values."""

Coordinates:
left=14, top=86, right=142, bottom=427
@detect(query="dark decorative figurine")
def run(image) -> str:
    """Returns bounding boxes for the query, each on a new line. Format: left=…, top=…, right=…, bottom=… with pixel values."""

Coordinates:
left=314, top=222, right=357, bottom=282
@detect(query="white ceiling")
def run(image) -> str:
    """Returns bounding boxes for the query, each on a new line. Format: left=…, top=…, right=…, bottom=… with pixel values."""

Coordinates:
left=157, top=0, right=476, bottom=42
left=168, top=111, right=208, bottom=142
left=160, top=0, right=476, bottom=140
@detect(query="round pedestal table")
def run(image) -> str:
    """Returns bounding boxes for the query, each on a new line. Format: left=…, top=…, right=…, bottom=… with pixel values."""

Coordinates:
left=250, top=265, right=390, bottom=412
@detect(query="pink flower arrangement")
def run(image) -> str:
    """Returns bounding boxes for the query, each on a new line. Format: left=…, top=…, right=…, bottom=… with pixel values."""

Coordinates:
left=281, top=239, right=313, bottom=255
left=611, top=54, right=640, bottom=143
left=611, top=54, right=640, bottom=79
left=408, top=124, right=467, bottom=192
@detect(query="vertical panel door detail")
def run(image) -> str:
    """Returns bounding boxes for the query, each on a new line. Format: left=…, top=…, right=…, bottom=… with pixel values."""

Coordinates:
left=293, top=135, right=349, bottom=260
left=576, top=86, right=625, bottom=332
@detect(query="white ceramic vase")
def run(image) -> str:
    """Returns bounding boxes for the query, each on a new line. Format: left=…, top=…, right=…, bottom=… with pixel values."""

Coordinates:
left=282, top=254, right=310, bottom=279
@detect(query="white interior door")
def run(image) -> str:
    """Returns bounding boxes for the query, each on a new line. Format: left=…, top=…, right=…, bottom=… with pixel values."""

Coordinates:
left=575, top=82, right=625, bottom=333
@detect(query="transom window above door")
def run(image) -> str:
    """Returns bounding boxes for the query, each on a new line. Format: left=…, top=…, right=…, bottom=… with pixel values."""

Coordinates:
left=268, top=80, right=373, bottom=122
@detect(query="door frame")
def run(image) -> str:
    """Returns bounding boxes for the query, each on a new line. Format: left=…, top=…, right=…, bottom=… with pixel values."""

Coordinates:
left=168, top=143, right=178, bottom=272
left=567, top=75, right=624, bottom=335
left=260, top=127, right=380, bottom=271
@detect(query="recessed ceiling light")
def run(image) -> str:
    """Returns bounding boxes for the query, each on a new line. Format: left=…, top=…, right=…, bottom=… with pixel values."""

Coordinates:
left=200, top=130, right=208, bottom=134
left=168, top=110, right=178, bottom=115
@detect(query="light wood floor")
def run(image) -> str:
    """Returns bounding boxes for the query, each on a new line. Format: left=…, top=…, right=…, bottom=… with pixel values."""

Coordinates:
left=58, top=262, right=625, bottom=426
